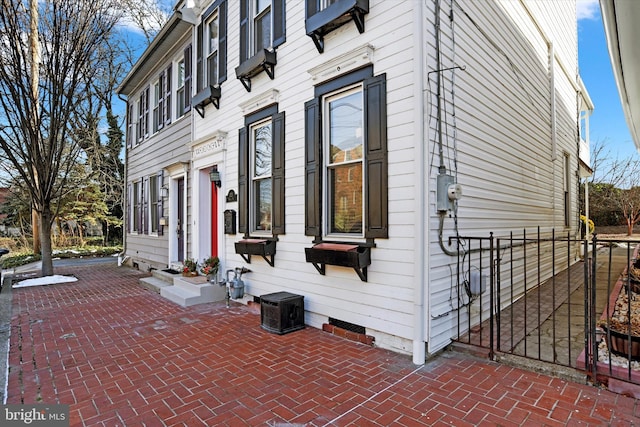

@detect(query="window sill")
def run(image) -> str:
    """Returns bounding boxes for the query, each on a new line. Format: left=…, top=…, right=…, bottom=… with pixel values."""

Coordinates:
left=305, top=0, right=369, bottom=53
left=304, top=242, right=371, bottom=282
left=235, top=238, right=276, bottom=267
left=235, top=49, right=277, bottom=92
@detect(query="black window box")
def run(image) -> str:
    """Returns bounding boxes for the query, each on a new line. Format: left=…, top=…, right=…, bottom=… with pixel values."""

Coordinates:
left=192, top=85, right=221, bottom=118
left=235, top=238, right=276, bottom=267
left=235, top=49, right=277, bottom=92
left=304, top=242, right=370, bottom=282
left=305, top=0, right=369, bottom=53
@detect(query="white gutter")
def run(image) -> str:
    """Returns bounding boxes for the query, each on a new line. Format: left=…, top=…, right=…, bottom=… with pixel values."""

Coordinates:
left=600, top=0, right=640, bottom=152
left=412, top=0, right=427, bottom=365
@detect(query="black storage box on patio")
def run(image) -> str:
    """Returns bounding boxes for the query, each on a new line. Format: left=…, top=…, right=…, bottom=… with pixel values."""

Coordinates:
left=260, top=292, right=305, bottom=335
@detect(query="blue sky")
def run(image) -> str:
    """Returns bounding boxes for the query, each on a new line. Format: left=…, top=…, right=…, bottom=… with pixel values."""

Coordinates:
left=577, top=0, right=638, bottom=163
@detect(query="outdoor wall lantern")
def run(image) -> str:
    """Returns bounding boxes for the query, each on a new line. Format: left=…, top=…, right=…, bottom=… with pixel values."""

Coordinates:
left=210, top=166, right=222, bottom=188
left=160, top=186, right=169, bottom=198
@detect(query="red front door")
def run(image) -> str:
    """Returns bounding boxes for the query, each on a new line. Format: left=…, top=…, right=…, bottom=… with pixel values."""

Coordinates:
left=211, top=180, right=218, bottom=257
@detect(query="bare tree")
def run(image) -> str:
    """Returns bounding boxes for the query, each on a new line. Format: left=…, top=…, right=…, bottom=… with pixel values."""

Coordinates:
left=0, top=0, right=123, bottom=275
left=588, top=139, right=640, bottom=235
left=119, top=0, right=171, bottom=44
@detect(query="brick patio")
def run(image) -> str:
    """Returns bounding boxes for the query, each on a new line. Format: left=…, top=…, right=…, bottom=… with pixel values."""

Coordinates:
left=5, top=261, right=640, bottom=426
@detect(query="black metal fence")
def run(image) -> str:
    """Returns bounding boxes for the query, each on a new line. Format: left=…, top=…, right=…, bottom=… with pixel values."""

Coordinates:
left=453, top=230, right=640, bottom=388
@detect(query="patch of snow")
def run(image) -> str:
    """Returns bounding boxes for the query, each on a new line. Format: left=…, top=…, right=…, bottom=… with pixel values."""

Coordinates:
left=12, top=275, right=78, bottom=288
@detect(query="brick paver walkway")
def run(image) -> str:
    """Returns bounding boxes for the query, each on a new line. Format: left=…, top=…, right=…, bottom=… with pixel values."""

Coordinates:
left=6, top=262, right=640, bottom=426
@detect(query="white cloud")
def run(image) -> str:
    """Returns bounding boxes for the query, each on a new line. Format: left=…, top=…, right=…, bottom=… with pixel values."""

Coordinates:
left=577, top=0, right=600, bottom=20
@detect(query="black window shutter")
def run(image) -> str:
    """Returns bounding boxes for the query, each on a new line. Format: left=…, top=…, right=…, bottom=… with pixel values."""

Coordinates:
left=364, top=74, right=388, bottom=239
left=219, top=1, right=228, bottom=83
left=165, top=66, right=172, bottom=125
left=305, top=0, right=318, bottom=19
left=158, top=72, right=165, bottom=131
left=196, top=24, right=204, bottom=92
left=273, top=0, right=286, bottom=48
left=271, top=112, right=285, bottom=235
left=136, top=94, right=143, bottom=142
left=144, top=87, right=150, bottom=138
left=142, top=177, right=149, bottom=235
left=304, top=99, right=321, bottom=237
left=238, top=127, right=248, bottom=235
left=157, top=171, right=164, bottom=236
left=239, top=0, right=249, bottom=63
left=126, top=102, right=132, bottom=148
left=127, top=183, right=131, bottom=233
left=184, top=44, right=192, bottom=112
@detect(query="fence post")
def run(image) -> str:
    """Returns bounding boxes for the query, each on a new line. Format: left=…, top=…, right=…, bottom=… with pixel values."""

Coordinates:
left=489, top=232, right=495, bottom=360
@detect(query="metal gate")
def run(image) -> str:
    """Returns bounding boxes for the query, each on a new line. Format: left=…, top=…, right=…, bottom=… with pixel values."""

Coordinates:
left=453, top=230, right=640, bottom=388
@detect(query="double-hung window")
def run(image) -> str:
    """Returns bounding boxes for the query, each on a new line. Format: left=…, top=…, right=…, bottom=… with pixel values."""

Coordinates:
left=178, top=45, right=193, bottom=116
left=132, top=181, right=141, bottom=233
left=305, top=66, right=387, bottom=240
left=149, top=175, right=159, bottom=233
left=238, top=0, right=285, bottom=63
left=136, top=87, right=149, bottom=143
left=251, top=119, right=273, bottom=232
left=238, top=106, right=285, bottom=236
left=324, top=86, right=364, bottom=235
left=176, top=58, right=186, bottom=116
left=196, top=1, right=227, bottom=93
left=254, top=0, right=271, bottom=53
left=152, top=80, right=161, bottom=133
left=206, top=12, right=219, bottom=86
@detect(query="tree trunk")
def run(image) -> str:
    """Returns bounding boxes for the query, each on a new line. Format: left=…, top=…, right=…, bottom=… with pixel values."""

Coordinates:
left=628, top=219, right=634, bottom=237
left=29, top=0, right=41, bottom=255
left=40, top=206, right=54, bottom=276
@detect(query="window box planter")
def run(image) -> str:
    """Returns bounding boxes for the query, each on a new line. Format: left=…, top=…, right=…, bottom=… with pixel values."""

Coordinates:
left=305, top=0, right=369, bottom=53
left=192, top=85, right=221, bottom=118
left=235, top=49, right=277, bottom=92
left=235, top=238, right=276, bottom=267
left=305, top=242, right=370, bottom=282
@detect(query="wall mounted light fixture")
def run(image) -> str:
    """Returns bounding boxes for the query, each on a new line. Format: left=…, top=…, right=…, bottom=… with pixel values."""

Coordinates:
left=209, top=166, right=221, bottom=188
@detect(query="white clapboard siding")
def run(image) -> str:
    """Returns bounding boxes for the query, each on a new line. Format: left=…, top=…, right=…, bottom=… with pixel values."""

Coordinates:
left=123, top=0, right=585, bottom=357
left=427, top=0, right=581, bottom=352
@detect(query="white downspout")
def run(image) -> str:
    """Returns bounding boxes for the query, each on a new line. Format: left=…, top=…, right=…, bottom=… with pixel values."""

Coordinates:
left=412, top=0, right=427, bottom=365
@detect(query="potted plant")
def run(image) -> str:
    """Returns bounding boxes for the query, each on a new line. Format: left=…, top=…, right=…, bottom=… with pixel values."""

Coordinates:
left=182, top=258, right=198, bottom=277
left=599, top=273, right=640, bottom=361
left=200, top=256, right=220, bottom=282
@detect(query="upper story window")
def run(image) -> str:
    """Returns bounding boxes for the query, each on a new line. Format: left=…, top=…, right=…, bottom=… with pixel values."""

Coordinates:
left=206, top=12, right=219, bottom=86
left=136, top=87, right=149, bottom=143
left=254, top=0, right=272, bottom=54
left=305, top=0, right=369, bottom=53
left=152, top=79, right=161, bottom=133
left=238, top=105, right=285, bottom=237
left=152, top=67, right=171, bottom=134
left=177, top=58, right=186, bottom=116
left=126, top=103, right=134, bottom=148
left=236, top=0, right=284, bottom=91
left=305, top=66, right=387, bottom=240
left=196, top=1, right=227, bottom=94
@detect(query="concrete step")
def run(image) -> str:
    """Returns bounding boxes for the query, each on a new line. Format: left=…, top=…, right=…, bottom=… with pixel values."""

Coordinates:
left=139, top=276, right=173, bottom=293
left=160, top=279, right=227, bottom=307
left=150, top=268, right=180, bottom=284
